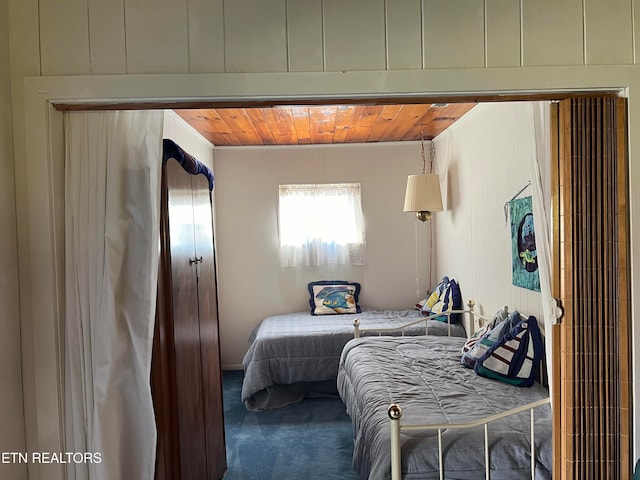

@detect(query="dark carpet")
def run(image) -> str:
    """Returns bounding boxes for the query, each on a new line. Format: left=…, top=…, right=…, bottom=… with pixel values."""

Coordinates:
left=222, top=370, right=360, bottom=480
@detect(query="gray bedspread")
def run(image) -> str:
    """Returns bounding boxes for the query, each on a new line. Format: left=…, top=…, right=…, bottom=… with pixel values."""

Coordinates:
left=337, top=335, right=552, bottom=480
left=242, top=309, right=466, bottom=411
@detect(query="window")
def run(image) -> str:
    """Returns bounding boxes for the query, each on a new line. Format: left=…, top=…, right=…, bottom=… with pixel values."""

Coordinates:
left=278, top=183, right=366, bottom=267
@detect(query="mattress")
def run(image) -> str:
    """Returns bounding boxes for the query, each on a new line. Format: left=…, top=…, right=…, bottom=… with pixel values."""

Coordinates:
left=337, top=335, right=552, bottom=480
left=241, top=309, right=466, bottom=411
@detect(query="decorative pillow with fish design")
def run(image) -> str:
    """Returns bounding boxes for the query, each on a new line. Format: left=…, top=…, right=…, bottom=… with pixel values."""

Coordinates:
left=308, top=280, right=362, bottom=315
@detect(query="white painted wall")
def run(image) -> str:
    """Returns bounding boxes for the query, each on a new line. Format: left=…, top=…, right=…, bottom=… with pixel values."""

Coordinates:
left=433, top=102, right=548, bottom=320
left=213, top=141, right=432, bottom=367
left=0, top=0, right=27, bottom=478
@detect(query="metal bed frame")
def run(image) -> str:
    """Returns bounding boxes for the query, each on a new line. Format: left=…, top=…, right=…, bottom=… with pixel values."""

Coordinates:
left=387, top=397, right=550, bottom=480
left=352, top=299, right=495, bottom=338
left=350, top=300, right=550, bottom=480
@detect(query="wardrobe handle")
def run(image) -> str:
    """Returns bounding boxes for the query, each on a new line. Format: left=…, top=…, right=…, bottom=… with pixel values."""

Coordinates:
left=189, top=256, right=203, bottom=265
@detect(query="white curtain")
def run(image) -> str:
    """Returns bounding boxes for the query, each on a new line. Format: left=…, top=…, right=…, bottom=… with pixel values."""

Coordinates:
left=278, top=183, right=366, bottom=266
left=526, top=102, right=557, bottom=400
left=64, top=110, right=164, bottom=480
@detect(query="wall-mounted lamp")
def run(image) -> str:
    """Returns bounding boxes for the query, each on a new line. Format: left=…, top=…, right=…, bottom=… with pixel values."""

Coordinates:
left=403, top=136, right=443, bottom=221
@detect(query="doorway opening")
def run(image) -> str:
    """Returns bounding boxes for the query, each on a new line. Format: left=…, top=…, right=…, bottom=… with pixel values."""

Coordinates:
left=45, top=89, right=632, bottom=479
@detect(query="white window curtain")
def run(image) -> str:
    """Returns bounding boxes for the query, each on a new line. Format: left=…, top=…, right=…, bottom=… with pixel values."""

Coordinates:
left=64, top=110, right=164, bottom=480
left=278, top=183, right=366, bottom=266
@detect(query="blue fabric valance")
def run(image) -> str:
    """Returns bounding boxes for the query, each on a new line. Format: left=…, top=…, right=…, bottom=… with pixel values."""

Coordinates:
left=162, top=138, right=215, bottom=191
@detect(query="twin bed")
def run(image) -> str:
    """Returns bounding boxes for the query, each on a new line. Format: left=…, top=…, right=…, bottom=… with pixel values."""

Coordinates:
left=241, top=308, right=466, bottom=411
left=337, top=334, right=551, bottom=479
left=240, top=292, right=551, bottom=480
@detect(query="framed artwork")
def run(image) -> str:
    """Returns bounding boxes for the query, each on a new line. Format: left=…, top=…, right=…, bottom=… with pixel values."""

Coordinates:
left=510, top=196, right=540, bottom=292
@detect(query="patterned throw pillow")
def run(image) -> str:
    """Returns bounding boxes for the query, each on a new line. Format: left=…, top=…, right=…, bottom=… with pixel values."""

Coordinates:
left=308, top=280, right=362, bottom=315
left=474, top=315, right=544, bottom=387
left=429, top=278, right=463, bottom=323
left=461, top=306, right=510, bottom=356
left=461, top=310, right=519, bottom=369
left=416, top=276, right=450, bottom=313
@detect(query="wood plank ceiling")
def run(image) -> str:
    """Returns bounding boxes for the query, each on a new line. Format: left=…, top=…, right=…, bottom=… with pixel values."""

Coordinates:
left=174, top=103, right=476, bottom=146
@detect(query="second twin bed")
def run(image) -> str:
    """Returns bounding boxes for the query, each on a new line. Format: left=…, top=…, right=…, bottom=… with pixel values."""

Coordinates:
left=241, top=308, right=466, bottom=411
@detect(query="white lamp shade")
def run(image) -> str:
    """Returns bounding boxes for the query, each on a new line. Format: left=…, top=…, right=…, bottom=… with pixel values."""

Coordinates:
left=403, top=174, right=443, bottom=213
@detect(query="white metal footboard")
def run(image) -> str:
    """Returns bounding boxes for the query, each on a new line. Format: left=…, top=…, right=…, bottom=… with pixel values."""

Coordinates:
left=353, top=300, right=498, bottom=338
left=387, top=397, right=551, bottom=480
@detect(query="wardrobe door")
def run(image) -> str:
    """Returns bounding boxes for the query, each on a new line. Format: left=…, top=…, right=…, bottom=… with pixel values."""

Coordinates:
left=151, top=231, right=178, bottom=480
left=192, top=175, right=227, bottom=479
left=165, top=160, right=208, bottom=480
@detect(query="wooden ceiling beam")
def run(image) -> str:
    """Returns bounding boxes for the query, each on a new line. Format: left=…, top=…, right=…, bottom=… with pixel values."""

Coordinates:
left=54, top=91, right=618, bottom=112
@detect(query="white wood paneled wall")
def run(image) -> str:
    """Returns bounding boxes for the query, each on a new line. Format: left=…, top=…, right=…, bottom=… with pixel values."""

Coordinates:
left=21, top=0, right=637, bottom=76
left=433, top=102, right=547, bottom=321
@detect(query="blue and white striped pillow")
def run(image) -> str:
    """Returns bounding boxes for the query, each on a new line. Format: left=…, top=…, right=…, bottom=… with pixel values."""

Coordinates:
left=474, top=315, right=544, bottom=387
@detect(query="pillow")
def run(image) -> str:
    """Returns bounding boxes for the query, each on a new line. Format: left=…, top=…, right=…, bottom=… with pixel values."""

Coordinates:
left=429, top=278, right=462, bottom=323
left=308, top=281, right=362, bottom=315
left=461, top=310, right=519, bottom=369
left=474, top=315, right=544, bottom=387
left=416, top=276, right=450, bottom=313
left=461, top=307, right=510, bottom=356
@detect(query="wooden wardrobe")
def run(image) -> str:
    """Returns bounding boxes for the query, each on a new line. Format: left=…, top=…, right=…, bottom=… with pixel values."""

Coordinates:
left=152, top=156, right=227, bottom=480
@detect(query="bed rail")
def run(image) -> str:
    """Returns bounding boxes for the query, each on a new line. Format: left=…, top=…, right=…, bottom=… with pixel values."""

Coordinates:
left=353, top=300, right=497, bottom=338
left=387, top=397, right=551, bottom=480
